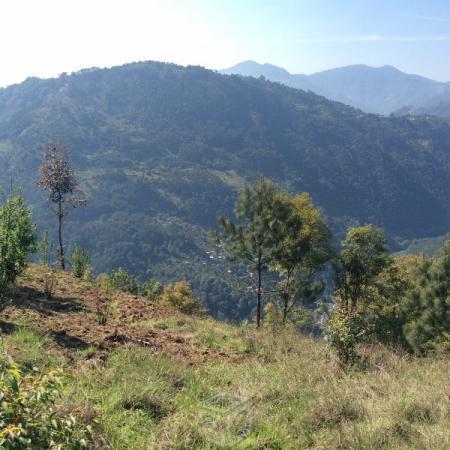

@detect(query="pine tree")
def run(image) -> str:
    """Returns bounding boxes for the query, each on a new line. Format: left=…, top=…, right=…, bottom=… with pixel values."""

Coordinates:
left=215, top=177, right=283, bottom=327
left=403, top=236, right=450, bottom=354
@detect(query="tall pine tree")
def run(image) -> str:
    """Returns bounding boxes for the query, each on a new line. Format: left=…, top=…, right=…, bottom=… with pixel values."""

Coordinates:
left=215, top=177, right=283, bottom=327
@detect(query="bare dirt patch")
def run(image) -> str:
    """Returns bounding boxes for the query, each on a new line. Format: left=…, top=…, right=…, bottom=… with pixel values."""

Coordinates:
left=2, top=265, right=247, bottom=365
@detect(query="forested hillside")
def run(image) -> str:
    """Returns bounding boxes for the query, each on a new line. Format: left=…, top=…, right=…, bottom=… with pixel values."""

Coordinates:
left=0, top=61, right=449, bottom=318
left=395, top=101, right=450, bottom=119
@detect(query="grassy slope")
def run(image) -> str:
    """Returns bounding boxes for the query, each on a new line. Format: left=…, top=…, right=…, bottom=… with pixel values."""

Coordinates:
left=1, top=266, right=449, bottom=449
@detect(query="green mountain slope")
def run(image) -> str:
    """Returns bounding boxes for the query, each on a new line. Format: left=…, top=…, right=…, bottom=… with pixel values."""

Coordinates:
left=0, top=61, right=449, bottom=318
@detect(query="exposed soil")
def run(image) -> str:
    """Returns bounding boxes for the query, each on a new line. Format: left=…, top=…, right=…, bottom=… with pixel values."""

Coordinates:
left=1, top=265, right=246, bottom=365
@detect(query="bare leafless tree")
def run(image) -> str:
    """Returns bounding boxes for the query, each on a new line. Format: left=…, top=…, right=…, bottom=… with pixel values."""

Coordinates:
left=37, top=141, right=86, bottom=270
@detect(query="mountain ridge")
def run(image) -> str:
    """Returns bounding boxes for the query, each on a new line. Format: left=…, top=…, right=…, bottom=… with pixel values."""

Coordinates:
left=220, top=61, right=450, bottom=114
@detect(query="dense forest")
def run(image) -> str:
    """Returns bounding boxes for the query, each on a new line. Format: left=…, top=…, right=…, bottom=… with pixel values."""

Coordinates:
left=0, top=61, right=449, bottom=319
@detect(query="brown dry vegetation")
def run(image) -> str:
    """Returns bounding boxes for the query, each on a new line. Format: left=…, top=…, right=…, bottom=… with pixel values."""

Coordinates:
left=2, top=265, right=247, bottom=364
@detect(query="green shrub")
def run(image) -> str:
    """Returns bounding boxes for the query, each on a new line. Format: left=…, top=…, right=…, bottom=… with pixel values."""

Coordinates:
left=160, top=281, right=205, bottom=315
left=95, top=290, right=119, bottom=326
left=108, top=268, right=140, bottom=294
left=70, top=245, right=90, bottom=279
left=37, top=230, right=53, bottom=267
left=140, top=280, right=163, bottom=302
left=326, top=309, right=368, bottom=366
left=0, top=193, right=36, bottom=309
left=0, top=356, right=92, bottom=449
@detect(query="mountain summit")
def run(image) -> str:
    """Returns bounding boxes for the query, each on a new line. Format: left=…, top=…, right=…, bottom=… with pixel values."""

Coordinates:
left=220, top=60, right=291, bottom=80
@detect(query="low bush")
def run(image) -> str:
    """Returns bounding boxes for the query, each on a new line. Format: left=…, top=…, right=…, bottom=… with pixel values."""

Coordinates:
left=326, top=309, right=368, bottom=366
left=0, top=355, right=92, bottom=449
left=70, top=245, right=90, bottom=279
left=140, top=280, right=163, bottom=302
left=108, top=268, right=140, bottom=295
left=159, top=281, right=206, bottom=315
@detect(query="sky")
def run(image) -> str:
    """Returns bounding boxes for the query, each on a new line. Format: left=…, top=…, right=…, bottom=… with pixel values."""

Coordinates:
left=1, top=0, right=450, bottom=88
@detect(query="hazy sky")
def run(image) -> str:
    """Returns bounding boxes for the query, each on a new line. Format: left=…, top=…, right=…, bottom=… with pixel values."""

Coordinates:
left=1, top=0, right=450, bottom=88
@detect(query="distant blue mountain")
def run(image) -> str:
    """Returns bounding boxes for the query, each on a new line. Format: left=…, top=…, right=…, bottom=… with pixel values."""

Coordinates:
left=220, top=61, right=450, bottom=115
